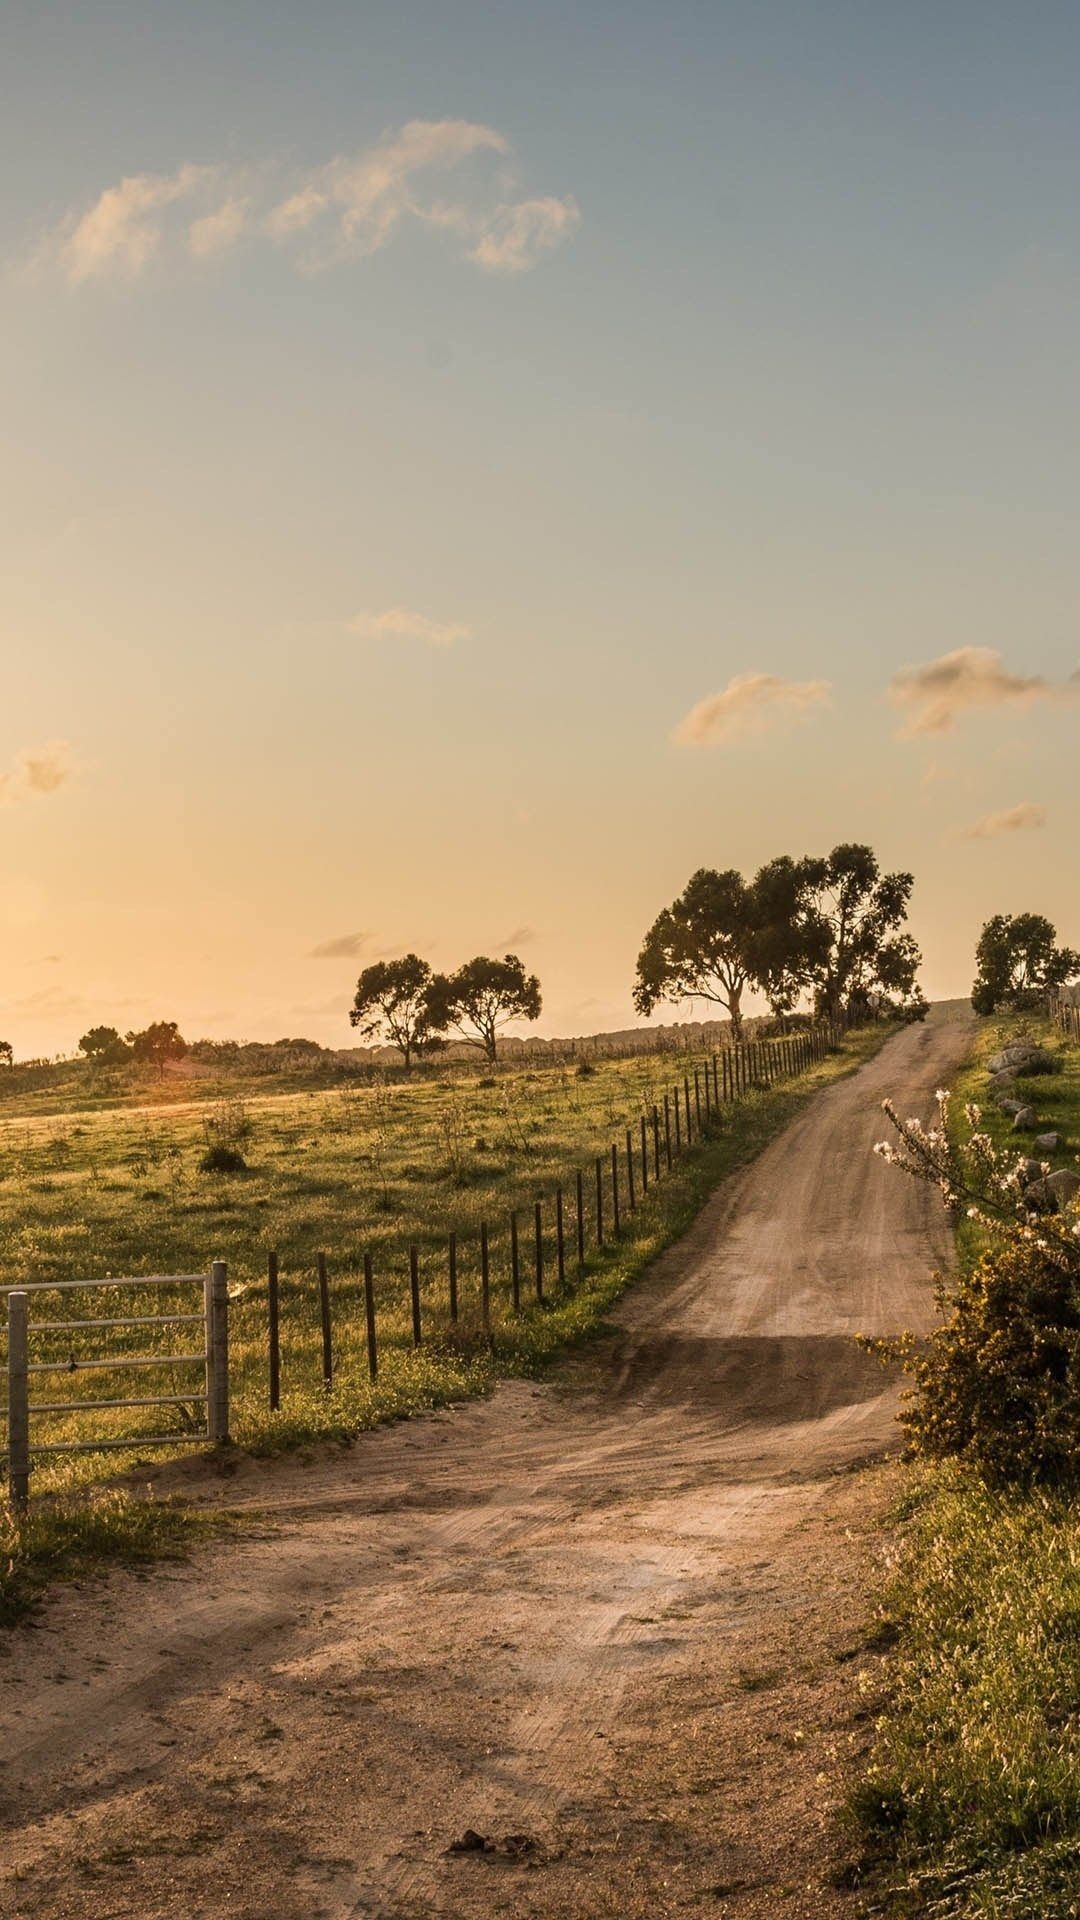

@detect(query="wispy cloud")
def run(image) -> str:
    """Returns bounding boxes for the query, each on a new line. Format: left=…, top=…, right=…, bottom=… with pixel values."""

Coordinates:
left=673, top=673, right=831, bottom=747
left=889, top=647, right=1076, bottom=737
left=0, top=740, right=73, bottom=805
left=309, top=931, right=370, bottom=960
left=35, top=121, right=579, bottom=283
left=348, top=606, right=470, bottom=647
left=494, top=925, right=537, bottom=948
left=962, top=801, right=1048, bottom=840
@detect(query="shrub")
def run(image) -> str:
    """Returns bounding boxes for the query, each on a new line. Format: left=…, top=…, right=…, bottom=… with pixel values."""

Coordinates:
left=198, top=1144, right=248, bottom=1175
left=898, top=1238, right=1080, bottom=1485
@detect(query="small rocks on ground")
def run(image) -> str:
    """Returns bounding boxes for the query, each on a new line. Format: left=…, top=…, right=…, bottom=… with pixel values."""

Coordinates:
left=1034, top=1133, right=1062, bottom=1153
left=1012, top=1107, right=1039, bottom=1132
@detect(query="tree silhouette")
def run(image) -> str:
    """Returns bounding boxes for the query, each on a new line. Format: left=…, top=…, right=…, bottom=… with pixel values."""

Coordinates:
left=127, top=1021, right=188, bottom=1080
left=427, top=954, right=542, bottom=1064
left=971, top=913, right=1079, bottom=1014
left=349, top=954, right=443, bottom=1069
left=634, top=868, right=756, bottom=1038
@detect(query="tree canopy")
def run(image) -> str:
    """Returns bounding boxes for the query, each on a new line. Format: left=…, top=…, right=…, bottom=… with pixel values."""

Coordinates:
left=79, top=1025, right=131, bottom=1065
left=971, top=913, right=1079, bottom=1015
left=633, top=868, right=757, bottom=1037
left=349, top=954, right=441, bottom=1069
left=0, top=1041, right=12, bottom=1068
left=127, top=1021, right=188, bottom=1078
left=426, top=954, right=542, bottom=1063
left=634, top=842, right=924, bottom=1031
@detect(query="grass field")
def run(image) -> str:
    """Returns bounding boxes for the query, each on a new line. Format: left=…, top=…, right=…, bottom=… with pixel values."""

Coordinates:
left=0, top=1024, right=888, bottom=1537
left=853, top=1009, right=1080, bottom=1919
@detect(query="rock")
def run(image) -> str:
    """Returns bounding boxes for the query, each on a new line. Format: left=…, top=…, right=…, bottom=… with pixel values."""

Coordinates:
left=1034, top=1133, right=1062, bottom=1154
left=989, top=1046, right=1035, bottom=1073
left=989, top=1068, right=1020, bottom=1087
left=1012, top=1107, right=1039, bottom=1131
left=1025, top=1168, right=1080, bottom=1212
left=1016, top=1157, right=1044, bottom=1187
left=445, top=1830, right=491, bottom=1855
left=996, top=1097, right=1026, bottom=1115
left=1047, top=1168, right=1080, bottom=1208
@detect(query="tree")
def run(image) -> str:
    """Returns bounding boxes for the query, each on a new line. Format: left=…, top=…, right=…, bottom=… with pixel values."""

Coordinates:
left=743, top=855, right=831, bottom=1018
left=0, top=1041, right=12, bottom=1068
left=427, top=954, right=542, bottom=1064
left=797, top=843, right=922, bottom=1018
left=348, top=954, right=442, bottom=1069
left=971, top=913, right=1079, bottom=1016
left=633, top=868, right=756, bottom=1038
left=79, top=1025, right=131, bottom=1065
left=126, top=1021, right=188, bottom=1079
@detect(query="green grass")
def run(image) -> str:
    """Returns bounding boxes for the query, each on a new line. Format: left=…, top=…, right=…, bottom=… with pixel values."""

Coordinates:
left=0, top=1023, right=892, bottom=1619
left=0, top=1487, right=223, bottom=1628
left=850, top=1465, right=1080, bottom=1919
left=851, top=1009, right=1080, bottom=1919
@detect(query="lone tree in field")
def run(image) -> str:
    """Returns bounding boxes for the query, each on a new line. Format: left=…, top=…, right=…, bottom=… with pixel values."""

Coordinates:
left=427, top=954, right=542, bottom=1064
left=971, top=913, right=1079, bottom=1015
left=79, top=1025, right=131, bottom=1065
left=0, top=1040, right=12, bottom=1068
left=126, top=1021, right=188, bottom=1079
left=348, top=954, right=443, bottom=1069
left=796, top=843, right=922, bottom=1019
left=634, top=868, right=758, bottom=1038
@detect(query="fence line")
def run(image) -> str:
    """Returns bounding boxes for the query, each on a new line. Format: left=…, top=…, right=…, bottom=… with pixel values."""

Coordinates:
left=5, top=1016, right=851, bottom=1494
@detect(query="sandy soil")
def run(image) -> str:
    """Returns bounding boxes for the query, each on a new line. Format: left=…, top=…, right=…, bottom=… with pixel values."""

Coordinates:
left=0, top=1007, right=973, bottom=1919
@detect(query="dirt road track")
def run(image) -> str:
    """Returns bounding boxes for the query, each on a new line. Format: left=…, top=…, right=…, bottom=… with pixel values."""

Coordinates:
left=0, top=1007, right=973, bottom=1919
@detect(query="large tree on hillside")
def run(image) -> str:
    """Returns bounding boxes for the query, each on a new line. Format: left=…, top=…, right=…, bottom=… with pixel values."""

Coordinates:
left=127, top=1021, right=188, bottom=1080
left=971, top=913, right=1079, bottom=1015
left=797, top=843, right=922, bottom=1017
left=79, top=1025, right=132, bottom=1065
left=426, top=954, right=542, bottom=1064
left=349, top=954, right=443, bottom=1069
left=634, top=868, right=758, bottom=1038
left=0, top=1041, right=12, bottom=1068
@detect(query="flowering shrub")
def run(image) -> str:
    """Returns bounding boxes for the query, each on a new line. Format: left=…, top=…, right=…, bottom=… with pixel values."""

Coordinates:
left=872, top=1093, right=1080, bottom=1485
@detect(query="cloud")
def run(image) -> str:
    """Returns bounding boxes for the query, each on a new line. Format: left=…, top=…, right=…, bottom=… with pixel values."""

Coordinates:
left=188, top=196, right=248, bottom=258
left=470, top=195, right=582, bottom=272
left=37, top=122, right=578, bottom=283
left=494, top=925, right=537, bottom=948
left=889, top=647, right=1075, bottom=737
left=45, top=162, right=221, bottom=281
left=348, top=606, right=470, bottom=647
left=309, top=931, right=370, bottom=960
left=963, top=801, right=1048, bottom=840
left=673, top=673, right=831, bottom=747
left=0, top=740, right=73, bottom=805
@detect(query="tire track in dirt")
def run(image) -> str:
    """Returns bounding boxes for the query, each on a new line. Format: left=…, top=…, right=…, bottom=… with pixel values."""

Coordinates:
left=0, top=1006, right=972, bottom=1919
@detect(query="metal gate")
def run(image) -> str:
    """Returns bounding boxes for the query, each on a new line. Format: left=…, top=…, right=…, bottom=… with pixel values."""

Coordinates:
left=4, top=1263, right=229, bottom=1504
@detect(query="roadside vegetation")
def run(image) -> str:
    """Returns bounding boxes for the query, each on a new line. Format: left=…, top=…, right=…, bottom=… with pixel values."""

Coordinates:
left=851, top=964, right=1080, bottom=1918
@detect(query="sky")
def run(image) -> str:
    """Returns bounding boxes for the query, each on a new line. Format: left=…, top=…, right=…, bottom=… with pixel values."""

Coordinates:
left=2, top=0, right=1079, bottom=1057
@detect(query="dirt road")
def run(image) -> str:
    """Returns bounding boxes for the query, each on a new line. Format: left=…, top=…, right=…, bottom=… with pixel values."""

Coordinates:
left=0, top=1007, right=972, bottom=1919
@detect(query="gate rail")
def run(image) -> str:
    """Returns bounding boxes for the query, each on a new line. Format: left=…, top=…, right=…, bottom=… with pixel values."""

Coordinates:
left=4, top=1263, right=229, bottom=1505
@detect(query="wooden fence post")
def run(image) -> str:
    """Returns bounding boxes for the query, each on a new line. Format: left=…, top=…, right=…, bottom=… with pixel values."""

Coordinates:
left=575, top=1168, right=586, bottom=1266
left=684, top=1076, right=693, bottom=1142
left=673, top=1088, right=681, bottom=1153
left=481, top=1221, right=491, bottom=1335
left=7, top=1290, right=29, bottom=1507
left=208, top=1261, right=229, bottom=1443
left=626, top=1128, right=636, bottom=1210
left=556, top=1187, right=566, bottom=1285
left=640, top=1113, right=649, bottom=1192
left=317, top=1252, right=332, bottom=1392
left=448, top=1232, right=458, bottom=1325
left=534, top=1200, right=544, bottom=1301
left=363, top=1252, right=378, bottom=1381
left=595, top=1156, right=604, bottom=1245
left=611, top=1141, right=620, bottom=1235
left=652, top=1104, right=661, bottom=1179
left=510, top=1210, right=521, bottom=1311
left=267, top=1250, right=280, bottom=1411
left=410, top=1245, right=422, bottom=1347
left=663, top=1096, right=672, bottom=1170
